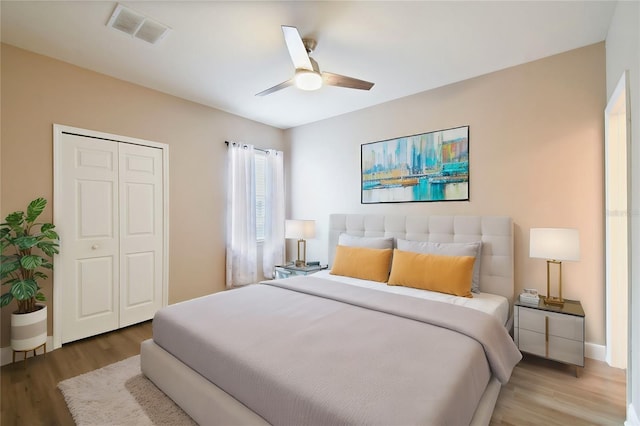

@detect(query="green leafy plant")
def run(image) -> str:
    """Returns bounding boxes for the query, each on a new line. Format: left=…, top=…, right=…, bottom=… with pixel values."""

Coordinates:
left=0, top=198, right=59, bottom=314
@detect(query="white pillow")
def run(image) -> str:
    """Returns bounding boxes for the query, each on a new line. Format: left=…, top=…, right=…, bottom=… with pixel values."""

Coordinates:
left=396, top=239, right=482, bottom=293
left=338, top=234, right=394, bottom=250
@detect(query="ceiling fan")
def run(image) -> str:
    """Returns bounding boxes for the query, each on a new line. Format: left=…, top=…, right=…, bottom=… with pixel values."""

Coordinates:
left=256, top=25, right=375, bottom=96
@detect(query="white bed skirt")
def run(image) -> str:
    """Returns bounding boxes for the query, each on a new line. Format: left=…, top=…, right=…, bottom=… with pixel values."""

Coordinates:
left=140, top=339, right=269, bottom=425
left=140, top=339, right=502, bottom=426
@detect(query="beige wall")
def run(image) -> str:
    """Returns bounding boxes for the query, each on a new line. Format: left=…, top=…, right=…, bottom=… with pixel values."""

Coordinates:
left=285, top=43, right=606, bottom=346
left=0, top=41, right=608, bottom=350
left=0, top=44, right=285, bottom=347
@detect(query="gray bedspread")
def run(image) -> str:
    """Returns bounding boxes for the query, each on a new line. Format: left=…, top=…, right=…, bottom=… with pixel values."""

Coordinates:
left=152, top=276, right=522, bottom=425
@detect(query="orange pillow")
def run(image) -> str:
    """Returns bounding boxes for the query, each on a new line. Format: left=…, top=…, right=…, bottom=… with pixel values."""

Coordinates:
left=330, top=245, right=393, bottom=283
left=387, top=249, right=474, bottom=297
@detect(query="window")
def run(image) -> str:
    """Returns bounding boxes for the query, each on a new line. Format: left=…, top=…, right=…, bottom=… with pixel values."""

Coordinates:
left=255, top=151, right=266, bottom=241
left=226, top=143, right=284, bottom=286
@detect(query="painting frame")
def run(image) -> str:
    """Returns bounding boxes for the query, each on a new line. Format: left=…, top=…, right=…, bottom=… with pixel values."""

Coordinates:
left=361, top=125, right=469, bottom=204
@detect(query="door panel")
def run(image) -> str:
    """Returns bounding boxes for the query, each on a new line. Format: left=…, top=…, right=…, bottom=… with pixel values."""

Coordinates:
left=60, top=134, right=119, bottom=344
left=78, top=257, right=115, bottom=316
left=119, top=143, right=163, bottom=327
left=125, top=183, right=155, bottom=235
left=78, top=180, right=115, bottom=238
left=124, top=252, right=155, bottom=306
left=77, top=147, right=114, bottom=170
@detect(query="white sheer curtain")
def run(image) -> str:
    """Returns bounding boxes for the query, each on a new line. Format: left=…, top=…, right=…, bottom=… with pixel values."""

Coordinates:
left=226, top=143, right=257, bottom=288
left=263, top=149, right=285, bottom=277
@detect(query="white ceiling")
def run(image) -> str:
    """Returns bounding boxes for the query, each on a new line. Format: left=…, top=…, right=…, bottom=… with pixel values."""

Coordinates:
left=1, top=1, right=616, bottom=129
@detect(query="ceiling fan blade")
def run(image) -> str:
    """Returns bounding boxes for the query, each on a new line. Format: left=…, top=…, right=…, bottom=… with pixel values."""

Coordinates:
left=282, top=25, right=313, bottom=70
left=322, top=72, right=375, bottom=91
left=255, top=79, right=294, bottom=96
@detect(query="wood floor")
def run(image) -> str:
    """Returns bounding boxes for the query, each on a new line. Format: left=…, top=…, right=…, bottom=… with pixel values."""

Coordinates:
left=491, top=354, right=626, bottom=425
left=1, top=321, right=153, bottom=426
left=1, top=322, right=627, bottom=425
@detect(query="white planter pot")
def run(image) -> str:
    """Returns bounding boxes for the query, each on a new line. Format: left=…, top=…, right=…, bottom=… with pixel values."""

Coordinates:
left=11, top=304, right=47, bottom=351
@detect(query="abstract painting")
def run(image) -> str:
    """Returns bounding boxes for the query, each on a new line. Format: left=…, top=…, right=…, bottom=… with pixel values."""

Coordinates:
left=361, top=126, right=469, bottom=203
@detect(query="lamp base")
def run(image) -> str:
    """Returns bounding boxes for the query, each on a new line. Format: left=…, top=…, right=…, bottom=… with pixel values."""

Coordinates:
left=544, top=296, right=564, bottom=307
left=295, top=239, right=307, bottom=268
left=544, top=260, right=564, bottom=307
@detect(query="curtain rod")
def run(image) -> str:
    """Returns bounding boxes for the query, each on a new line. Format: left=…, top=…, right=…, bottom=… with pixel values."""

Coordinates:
left=225, top=141, right=268, bottom=153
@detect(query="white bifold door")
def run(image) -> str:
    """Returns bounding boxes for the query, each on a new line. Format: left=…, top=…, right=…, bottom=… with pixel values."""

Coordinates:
left=54, top=127, right=167, bottom=345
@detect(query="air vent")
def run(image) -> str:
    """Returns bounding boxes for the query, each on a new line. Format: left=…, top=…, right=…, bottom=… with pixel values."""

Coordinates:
left=107, top=4, right=170, bottom=45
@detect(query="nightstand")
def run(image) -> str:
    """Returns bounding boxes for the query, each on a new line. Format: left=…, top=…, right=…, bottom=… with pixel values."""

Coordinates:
left=514, top=297, right=585, bottom=376
left=274, top=264, right=328, bottom=279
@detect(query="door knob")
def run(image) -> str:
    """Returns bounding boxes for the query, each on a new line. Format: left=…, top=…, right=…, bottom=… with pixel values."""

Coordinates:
left=91, top=244, right=99, bottom=250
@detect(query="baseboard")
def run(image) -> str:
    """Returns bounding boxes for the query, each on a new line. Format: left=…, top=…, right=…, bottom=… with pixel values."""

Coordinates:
left=1, top=336, right=54, bottom=366
left=626, top=403, right=640, bottom=426
left=585, top=341, right=606, bottom=362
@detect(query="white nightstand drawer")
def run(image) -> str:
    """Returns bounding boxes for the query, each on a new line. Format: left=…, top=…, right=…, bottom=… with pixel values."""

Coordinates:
left=518, top=329, right=546, bottom=357
left=519, top=307, right=584, bottom=341
left=517, top=329, right=584, bottom=366
left=549, top=336, right=584, bottom=366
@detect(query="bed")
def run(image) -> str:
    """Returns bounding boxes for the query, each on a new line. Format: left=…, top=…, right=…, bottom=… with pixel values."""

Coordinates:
left=141, top=214, right=521, bottom=425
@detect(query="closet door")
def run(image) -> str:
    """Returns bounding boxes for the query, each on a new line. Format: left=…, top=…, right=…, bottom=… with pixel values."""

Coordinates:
left=59, top=134, right=120, bottom=344
left=55, top=127, right=167, bottom=346
left=119, top=143, right=164, bottom=326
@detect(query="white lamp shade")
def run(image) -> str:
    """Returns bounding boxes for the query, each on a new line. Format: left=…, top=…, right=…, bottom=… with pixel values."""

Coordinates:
left=285, top=220, right=316, bottom=239
left=530, top=228, right=580, bottom=261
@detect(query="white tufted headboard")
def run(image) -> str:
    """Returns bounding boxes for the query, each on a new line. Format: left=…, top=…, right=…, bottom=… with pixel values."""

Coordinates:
left=329, top=214, right=514, bottom=305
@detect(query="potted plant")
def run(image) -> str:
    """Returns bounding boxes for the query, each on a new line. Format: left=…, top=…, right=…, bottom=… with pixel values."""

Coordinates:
left=1, top=198, right=59, bottom=354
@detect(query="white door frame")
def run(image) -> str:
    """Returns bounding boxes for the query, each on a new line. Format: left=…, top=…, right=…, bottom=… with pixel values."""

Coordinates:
left=52, top=124, right=169, bottom=349
left=604, top=71, right=631, bottom=368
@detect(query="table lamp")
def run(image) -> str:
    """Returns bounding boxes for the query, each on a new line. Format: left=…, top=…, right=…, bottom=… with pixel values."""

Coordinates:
left=285, top=220, right=316, bottom=267
left=529, top=228, right=580, bottom=306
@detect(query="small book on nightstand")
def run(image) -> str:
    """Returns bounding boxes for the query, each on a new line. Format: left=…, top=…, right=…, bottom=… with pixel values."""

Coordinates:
left=519, top=288, right=540, bottom=306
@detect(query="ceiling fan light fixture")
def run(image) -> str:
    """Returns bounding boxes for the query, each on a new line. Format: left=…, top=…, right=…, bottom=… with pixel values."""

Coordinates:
left=294, top=70, right=322, bottom=91
left=256, top=25, right=374, bottom=96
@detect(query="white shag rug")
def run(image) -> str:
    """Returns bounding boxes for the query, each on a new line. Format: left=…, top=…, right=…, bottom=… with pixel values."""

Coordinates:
left=58, top=355, right=197, bottom=426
